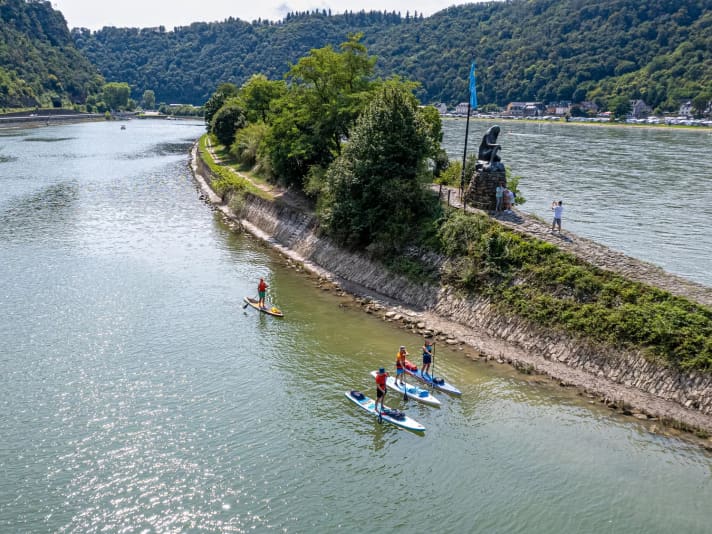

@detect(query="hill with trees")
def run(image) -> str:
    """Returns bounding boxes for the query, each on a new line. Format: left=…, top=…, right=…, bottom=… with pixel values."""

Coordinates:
left=73, top=0, right=712, bottom=113
left=0, top=0, right=103, bottom=108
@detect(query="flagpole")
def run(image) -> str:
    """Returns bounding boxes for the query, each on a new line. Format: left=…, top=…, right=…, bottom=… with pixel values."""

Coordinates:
left=460, top=62, right=477, bottom=211
left=460, top=102, right=471, bottom=211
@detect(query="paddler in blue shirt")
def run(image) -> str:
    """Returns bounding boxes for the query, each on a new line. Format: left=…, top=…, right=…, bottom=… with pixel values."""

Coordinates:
left=422, top=339, right=434, bottom=378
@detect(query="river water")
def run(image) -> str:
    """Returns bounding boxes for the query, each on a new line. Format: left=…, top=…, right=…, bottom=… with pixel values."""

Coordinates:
left=0, top=120, right=710, bottom=533
left=442, top=119, right=712, bottom=287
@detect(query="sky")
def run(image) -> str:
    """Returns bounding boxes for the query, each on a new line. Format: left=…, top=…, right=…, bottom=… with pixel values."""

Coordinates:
left=52, top=1, right=469, bottom=30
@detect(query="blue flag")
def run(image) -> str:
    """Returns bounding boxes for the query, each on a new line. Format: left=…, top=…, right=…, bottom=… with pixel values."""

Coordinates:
left=469, top=62, right=477, bottom=109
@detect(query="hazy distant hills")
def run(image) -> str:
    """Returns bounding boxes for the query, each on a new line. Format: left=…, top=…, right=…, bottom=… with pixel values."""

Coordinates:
left=72, top=0, right=712, bottom=111
left=0, top=0, right=102, bottom=108
left=1, top=0, right=710, bottom=112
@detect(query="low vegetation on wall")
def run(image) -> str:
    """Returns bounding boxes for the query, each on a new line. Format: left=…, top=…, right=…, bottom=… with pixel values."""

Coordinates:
left=437, top=211, right=712, bottom=371
left=197, top=135, right=247, bottom=199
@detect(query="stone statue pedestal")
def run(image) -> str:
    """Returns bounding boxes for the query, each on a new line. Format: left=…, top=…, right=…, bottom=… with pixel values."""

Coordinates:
left=464, top=165, right=506, bottom=211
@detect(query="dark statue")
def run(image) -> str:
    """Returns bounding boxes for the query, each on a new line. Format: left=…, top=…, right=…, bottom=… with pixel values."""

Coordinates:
left=477, top=125, right=504, bottom=171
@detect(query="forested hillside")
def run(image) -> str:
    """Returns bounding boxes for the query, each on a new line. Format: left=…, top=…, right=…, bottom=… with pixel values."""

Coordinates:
left=73, top=0, right=712, bottom=112
left=0, top=0, right=103, bottom=108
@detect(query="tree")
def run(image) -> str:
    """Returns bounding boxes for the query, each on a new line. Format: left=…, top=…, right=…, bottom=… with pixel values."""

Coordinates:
left=204, top=83, right=239, bottom=129
left=609, top=95, right=631, bottom=120
left=692, top=92, right=711, bottom=118
left=142, top=89, right=155, bottom=109
left=238, top=74, right=286, bottom=123
left=102, top=82, right=130, bottom=110
left=264, top=33, right=376, bottom=188
left=211, top=99, right=247, bottom=146
left=230, top=122, right=269, bottom=167
left=319, top=85, right=435, bottom=251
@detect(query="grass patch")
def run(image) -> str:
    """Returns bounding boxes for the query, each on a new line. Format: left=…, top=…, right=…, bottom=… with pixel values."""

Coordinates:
left=198, top=134, right=271, bottom=200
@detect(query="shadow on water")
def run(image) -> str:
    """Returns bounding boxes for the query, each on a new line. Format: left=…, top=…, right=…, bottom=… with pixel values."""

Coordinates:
left=0, top=181, right=79, bottom=242
left=120, top=141, right=195, bottom=160
left=23, top=137, right=75, bottom=143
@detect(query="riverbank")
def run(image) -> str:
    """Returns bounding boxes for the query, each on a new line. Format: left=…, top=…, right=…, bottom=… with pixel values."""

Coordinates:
left=189, top=142, right=712, bottom=443
left=0, top=110, right=105, bottom=129
left=444, top=115, right=712, bottom=132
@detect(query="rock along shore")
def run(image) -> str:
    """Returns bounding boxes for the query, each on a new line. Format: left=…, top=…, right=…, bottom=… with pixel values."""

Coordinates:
left=189, top=142, right=712, bottom=443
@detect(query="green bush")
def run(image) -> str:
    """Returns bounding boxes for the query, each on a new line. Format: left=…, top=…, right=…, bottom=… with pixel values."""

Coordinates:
left=437, top=211, right=712, bottom=371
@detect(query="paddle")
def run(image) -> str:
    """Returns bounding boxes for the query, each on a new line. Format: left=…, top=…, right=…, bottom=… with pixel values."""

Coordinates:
left=399, top=357, right=408, bottom=402
left=430, top=343, right=436, bottom=391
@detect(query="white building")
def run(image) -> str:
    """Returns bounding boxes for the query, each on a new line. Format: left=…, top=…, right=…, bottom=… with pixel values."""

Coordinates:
left=454, top=102, right=471, bottom=115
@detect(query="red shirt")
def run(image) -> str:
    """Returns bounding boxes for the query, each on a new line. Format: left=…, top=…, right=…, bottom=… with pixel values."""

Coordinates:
left=258, top=280, right=267, bottom=292
left=375, top=372, right=387, bottom=388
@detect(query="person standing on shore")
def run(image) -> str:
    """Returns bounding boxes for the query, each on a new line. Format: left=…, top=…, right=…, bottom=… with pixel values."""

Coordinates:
left=502, top=187, right=511, bottom=212
left=495, top=182, right=504, bottom=213
left=506, top=188, right=515, bottom=213
left=551, top=201, right=563, bottom=233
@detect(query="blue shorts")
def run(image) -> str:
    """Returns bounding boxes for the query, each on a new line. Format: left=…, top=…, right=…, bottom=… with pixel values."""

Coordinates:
left=396, top=368, right=404, bottom=376
left=423, top=354, right=432, bottom=365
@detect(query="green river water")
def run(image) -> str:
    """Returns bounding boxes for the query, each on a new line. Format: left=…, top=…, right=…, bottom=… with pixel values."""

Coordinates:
left=0, top=120, right=710, bottom=533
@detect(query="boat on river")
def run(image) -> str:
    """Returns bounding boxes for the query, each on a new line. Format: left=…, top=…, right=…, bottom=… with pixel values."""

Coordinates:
left=404, top=360, right=461, bottom=396
left=369, top=370, right=441, bottom=407
left=345, top=390, right=425, bottom=432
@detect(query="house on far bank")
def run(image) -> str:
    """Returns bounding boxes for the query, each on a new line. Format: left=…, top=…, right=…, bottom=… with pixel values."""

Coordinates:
left=454, top=102, right=470, bottom=115
left=629, top=99, right=652, bottom=119
left=678, top=100, right=693, bottom=117
left=546, top=101, right=572, bottom=115
left=431, top=103, right=448, bottom=115
left=506, top=101, right=544, bottom=117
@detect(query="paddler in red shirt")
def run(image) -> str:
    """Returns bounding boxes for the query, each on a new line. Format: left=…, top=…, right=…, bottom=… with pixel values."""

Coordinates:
left=375, top=367, right=388, bottom=413
left=257, top=277, right=268, bottom=309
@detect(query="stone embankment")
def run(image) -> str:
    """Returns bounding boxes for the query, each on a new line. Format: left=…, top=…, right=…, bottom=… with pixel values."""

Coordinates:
left=191, top=143, right=712, bottom=438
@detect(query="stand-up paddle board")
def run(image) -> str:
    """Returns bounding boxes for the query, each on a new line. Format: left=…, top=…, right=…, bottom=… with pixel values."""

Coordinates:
left=243, top=296, right=284, bottom=317
left=404, top=360, right=461, bottom=396
left=344, top=391, right=425, bottom=432
left=369, top=371, right=441, bottom=407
